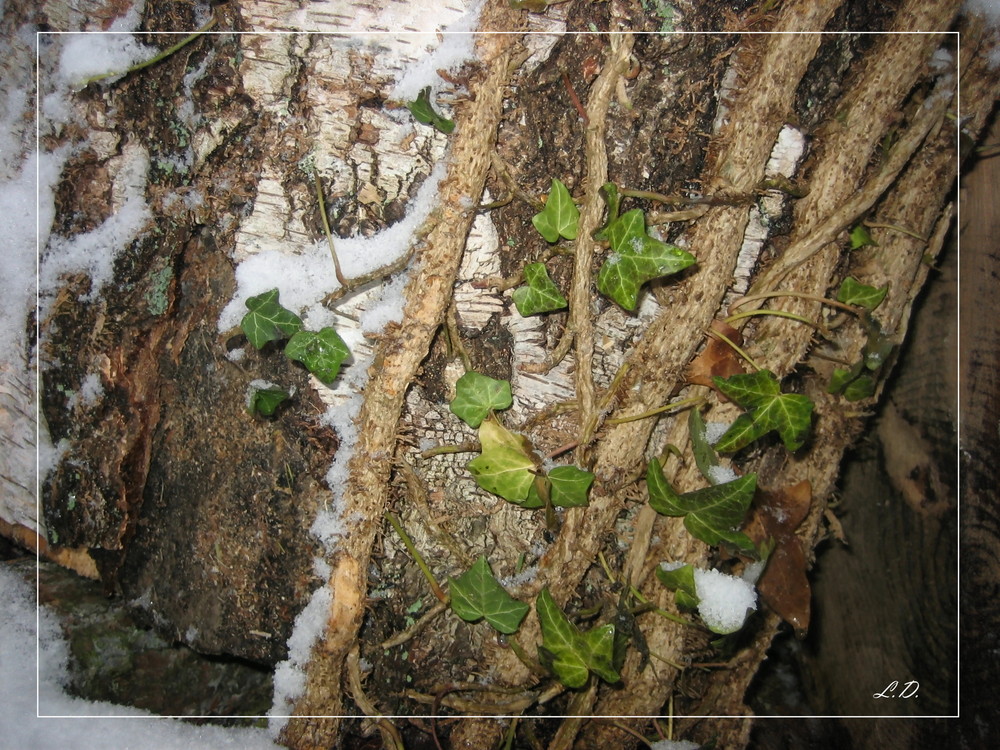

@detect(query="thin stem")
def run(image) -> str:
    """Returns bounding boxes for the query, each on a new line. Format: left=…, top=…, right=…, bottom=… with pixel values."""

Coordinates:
left=315, top=171, right=347, bottom=286
left=83, top=16, right=218, bottom=86
left=730, top=289, right=860, bottom=315
left=384, top=512, right=447, bottom=603
left=862, top=219, right=928, bottom=242
left=605, top=395, right=704, bottom=426
left=726, top=306, right=827, bottom=335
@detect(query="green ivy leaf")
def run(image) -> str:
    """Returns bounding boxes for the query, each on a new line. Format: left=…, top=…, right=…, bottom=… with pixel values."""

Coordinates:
left=596, top=209, right=696, bottom=311
left=532, top=178, right=579, bottom=243
left=647, top=458, right=756, bottom=551
left=536, top=588, right=620, bottom=689
left=712, top=370, right=814, bottom=452
left=406, top=86, right=455, bottom=134
left=849, top=224, right=877, bottom=249
left=547, top=465, right=595, bottom=507
left=448, top=556, right=529, bottom=634
left=836, top=277, right=888, bottom=310
left=843, top=375, right=876, bottom=401
left=241, top=289, right=304, bottom=349
left=512, top=262, right=568, bottom=316
left=467, top=418, right=538, bottom=502
left=655, top=562, right=696, bottom=597
left=828, top=363, right=863, bottom=395
left=450, top=371, right=513, bottom=428
left=246, top=382, right=291, bottom=417
left=284, top=327, right=351, bottom=384
left=688, top=408, right=720, bottom=483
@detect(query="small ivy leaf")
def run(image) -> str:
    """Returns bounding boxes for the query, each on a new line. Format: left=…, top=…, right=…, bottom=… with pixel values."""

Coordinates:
left=836, top=277, right=888, bottom=310
left=849, top=224, right=877, bottom=249
left=656, top=562, right=697, bottom=600
left=450, top=371, right=513, bottom=428
left=512, top=262, right=568, bottom=316
left=547, top=465, right=594, bottom=507
left=448, top=555, right=529, bottom=634
left=712, top=370, right=814, bottom=452
left=467, top=418, right=538, bottom=502
left=285, top=327, right=351, bottom=384
left=863, top=326, right=894, bottom=371
left=246, top=381, right=291, bottom=417
left=827, top=361, right=864, bottom=395
left=406, top=86, right=455, bottom=134
left=536, top=588, right=620, bottom=689
left=241, top=289, right=304, bottom=349
left=647, top=458, right=757, bottom=551
left=688, top=408, right=720, bottom=483
left=843, top=375, right=876, bottom=401
left=532, top=178, right=579, bottom=243
left=596, top=209, right=695, bottom=311
left=593, top=182, right=621, bottom=241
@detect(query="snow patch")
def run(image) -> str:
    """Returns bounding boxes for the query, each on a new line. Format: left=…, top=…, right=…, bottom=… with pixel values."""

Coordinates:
left=693, top=567, right=757, bottom=634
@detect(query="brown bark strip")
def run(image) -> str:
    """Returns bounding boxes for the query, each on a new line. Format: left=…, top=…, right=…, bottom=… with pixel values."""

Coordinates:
left=572, top=32, right=635, bottom=462
left=281, top=12, right=525, bottom=749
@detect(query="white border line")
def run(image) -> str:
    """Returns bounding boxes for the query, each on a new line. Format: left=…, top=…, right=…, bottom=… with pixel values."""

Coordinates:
left=34, top=25, right=961, bottom=724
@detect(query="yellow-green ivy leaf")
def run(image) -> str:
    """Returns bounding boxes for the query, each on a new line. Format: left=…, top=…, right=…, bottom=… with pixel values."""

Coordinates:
left=532, top=178, right=578, bottom=243
left=467, top=418, right=538, bottom=502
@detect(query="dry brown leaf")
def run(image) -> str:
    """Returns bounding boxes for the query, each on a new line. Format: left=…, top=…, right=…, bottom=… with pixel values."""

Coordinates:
left=746, top=480, right=812, bottom=635
left=686, top=319, right=746, bottom=389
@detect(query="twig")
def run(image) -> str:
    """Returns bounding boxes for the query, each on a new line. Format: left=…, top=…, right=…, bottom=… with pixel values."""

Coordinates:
left=83, top=16, right=218, bottom=86
left=315, top=171, right=347, bottom=286
left=346, top=644, right=404, bottom=750
left=381, top=600, right=448, bottom=649
left=384, top=511, right=448, bottom=603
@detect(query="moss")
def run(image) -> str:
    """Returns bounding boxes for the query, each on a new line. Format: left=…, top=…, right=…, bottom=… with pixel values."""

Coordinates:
left=144, top=262, right=174, bottom=316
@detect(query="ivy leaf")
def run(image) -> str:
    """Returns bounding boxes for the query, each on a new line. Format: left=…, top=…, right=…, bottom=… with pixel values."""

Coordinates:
left=450, top=371, right=513, bottom=428
left=532, top=178, right=579, bottom=243
left=536, top=588, right=620, bottom=689
left=512, top=262, right=568, bottom=316
left=837, top=277, right=888, bottom=310
left=547, top=465, right=595, bottom=507
left=655, top=562, right=699, bottom=610
left=712, top=370, right=814, bottom=452
left=246, top=382, right=291, bottom=417
left=688, top=408, right=720, bottom=482
left=467, top=418, right=538, bottom=502
left=647, top=458, right=756, bottom=551
left=849, top=224, right=877, bottom=249
left=285, top=327, right=351, bottom=384
left=241, top=289, right=303, bottom=349
left=406, top=86, right=455, bottom=134
left=448, top=556, right=529, bottom=634
left=843, top=375, right=876, bottom=401
left=596, top=209, right=696, bottom=311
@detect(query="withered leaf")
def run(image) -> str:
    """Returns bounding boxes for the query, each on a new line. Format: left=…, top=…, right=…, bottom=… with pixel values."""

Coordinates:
left=746, top=480, right=812, bottom=634
left=687, top=320, right=746, bottom=389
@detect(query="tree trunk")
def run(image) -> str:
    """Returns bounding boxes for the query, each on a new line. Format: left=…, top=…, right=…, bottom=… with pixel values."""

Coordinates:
left=7, top=0, right=995, bottom=748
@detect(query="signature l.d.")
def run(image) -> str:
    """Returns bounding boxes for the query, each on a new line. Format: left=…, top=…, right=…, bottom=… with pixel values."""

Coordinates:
left=873, top=680, right=919, bottom=699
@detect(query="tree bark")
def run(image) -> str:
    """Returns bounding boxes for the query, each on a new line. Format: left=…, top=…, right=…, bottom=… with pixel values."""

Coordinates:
left=9, top=0, right=994, bottom=748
